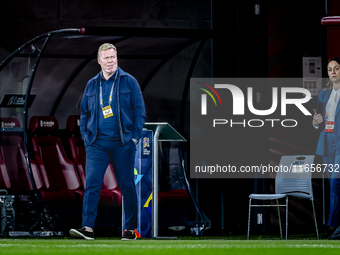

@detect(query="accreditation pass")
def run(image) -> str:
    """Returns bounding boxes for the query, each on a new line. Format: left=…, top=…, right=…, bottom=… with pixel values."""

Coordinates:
left=325, top=121, right=335, bottom=133
left=102, top=106, right=113, bottom=118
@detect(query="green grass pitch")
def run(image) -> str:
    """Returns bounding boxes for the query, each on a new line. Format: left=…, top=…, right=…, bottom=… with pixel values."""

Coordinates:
left=1, top=238, right=340, bottom=255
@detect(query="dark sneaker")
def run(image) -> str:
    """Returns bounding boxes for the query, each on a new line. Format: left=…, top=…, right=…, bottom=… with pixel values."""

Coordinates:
left=330, top=226, right=340, bottom=240
left=323, top=226, right=335, bottom=239
left=69, top=227, right=94, bottom=240
left=121, top=229, right=136, bottom=240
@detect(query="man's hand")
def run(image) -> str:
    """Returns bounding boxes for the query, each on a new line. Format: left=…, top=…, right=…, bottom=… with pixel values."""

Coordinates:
left=313, top=112, right=323, bottom=127
left=132, top=138, right=139, bottom=145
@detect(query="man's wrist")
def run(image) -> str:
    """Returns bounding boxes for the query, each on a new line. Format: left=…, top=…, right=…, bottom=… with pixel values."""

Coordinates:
left=312, top=122, right=319, bottom=129
left=132, top=138, right=139, bottom=145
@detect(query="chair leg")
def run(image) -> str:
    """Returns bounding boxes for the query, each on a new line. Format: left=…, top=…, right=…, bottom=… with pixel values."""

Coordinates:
left=311, top=200, right=319, bottom=239
left=276, top=199, right=282, bottom=240
left=285, top=197, right=288, bottom=240
left=247, top=198, right=252, bottom=240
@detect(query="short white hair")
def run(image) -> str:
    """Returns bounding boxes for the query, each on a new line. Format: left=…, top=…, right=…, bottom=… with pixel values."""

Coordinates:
left=97, top=43, right=117, bottom=58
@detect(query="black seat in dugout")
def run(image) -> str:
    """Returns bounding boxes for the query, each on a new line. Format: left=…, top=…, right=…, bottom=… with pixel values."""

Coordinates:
left=29, top=116, right=83, bottom=203
left=158, top=142, right=190, bottom=226
left=247, top=155, right=319, bottom=240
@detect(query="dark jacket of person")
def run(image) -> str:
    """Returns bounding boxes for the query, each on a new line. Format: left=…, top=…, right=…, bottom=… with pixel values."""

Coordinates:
left=315, top=87, right=340, bottom=156
left=80, top=66, right=147, bottom=146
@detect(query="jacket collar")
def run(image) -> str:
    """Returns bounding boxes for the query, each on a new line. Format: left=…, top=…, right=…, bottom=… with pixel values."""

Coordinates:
left=117, top=66, right=127, bottom=77
left=321, top=88, right=340, bottom=117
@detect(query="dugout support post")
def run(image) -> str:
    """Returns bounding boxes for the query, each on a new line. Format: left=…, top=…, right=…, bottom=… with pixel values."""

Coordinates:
left=144, top=122, right=186, bottom=239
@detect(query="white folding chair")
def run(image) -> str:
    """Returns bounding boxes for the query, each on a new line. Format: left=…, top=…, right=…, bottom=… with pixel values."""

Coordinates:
left=247, top=155, right=319, bottom=240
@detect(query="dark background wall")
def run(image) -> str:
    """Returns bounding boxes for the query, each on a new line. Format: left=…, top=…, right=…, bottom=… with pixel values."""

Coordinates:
left=0, top=0, right=211, bottom=62
left=1, top=0, right=339, bottom=235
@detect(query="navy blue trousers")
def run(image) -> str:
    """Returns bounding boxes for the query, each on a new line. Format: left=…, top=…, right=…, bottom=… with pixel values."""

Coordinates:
left=323, top=132, right=340, bottom=227
left=82, top=138, right=137, bottom=230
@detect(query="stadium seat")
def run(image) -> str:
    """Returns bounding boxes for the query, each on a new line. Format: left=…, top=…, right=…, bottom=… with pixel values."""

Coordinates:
left=0, top=155, right=11, bottom=190
left=66, top=115, right=122, bottom=206
left=158, top=189, right=189, bottom=206
left=0, top=135, right=33, bottom=193
left=66, top=115, right=81, bottom=138
left=29, top=116, right=83, bottom=202
left=0, top=117, right=21, bottom=131
left=0, top=117, right=42, bottom=194
left=159, top=142, right=190, bottom=207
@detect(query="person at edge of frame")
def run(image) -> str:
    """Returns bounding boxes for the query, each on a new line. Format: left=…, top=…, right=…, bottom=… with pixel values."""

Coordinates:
left=69, top=43, right=147, bottom=240
left=313, top=57, right=340, bottom=240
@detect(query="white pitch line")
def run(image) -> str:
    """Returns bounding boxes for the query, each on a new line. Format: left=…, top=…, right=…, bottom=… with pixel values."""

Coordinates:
left=1, top=243, right=340, bottom=249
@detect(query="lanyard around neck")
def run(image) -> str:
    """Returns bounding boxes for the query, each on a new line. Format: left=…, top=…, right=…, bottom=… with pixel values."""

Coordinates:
left=99, top=70, right=118, bottom=108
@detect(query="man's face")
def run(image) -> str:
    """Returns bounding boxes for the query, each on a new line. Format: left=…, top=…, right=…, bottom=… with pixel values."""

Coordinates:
left=98, top=48, right=118, bottom=77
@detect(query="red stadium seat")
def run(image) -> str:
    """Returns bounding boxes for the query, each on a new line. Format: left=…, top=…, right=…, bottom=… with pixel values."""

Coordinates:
left=0, top=136, right=33, bottom=193
left=29, top=116, right=83, bottom=202
left=158, top=189, right=190, bottom=206
left=0, top=117, right=21, bottom=130
left=0, top=118, right=42, bottom=194
left=0, top=155, right=11, bottom=190
left=66, top=115, right=81, bottom=137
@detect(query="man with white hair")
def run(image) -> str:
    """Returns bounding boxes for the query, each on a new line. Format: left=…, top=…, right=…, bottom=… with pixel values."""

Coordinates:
left=70, top=43, right=146, bottom=240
